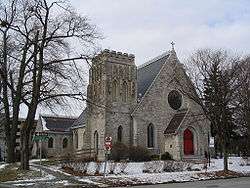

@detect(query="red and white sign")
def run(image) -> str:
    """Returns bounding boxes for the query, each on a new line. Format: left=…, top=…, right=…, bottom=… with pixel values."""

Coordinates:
left=105, top=137, right=112, bottom=151
left=105, top=136, right=112, bottom=142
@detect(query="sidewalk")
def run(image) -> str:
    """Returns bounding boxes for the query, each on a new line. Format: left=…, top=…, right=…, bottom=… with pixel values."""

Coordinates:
left=0, top=162, right=97, bottom=187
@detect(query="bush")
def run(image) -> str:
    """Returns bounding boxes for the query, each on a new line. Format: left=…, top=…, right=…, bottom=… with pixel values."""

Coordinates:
left=163, top=161, right=192, bottom=172
left=119, top=161, right=128, bottom=173
left=151, top=154, right=160, bottom=161
left=161, top=152, right=173, bottom=160
left=109, top=161, right=117, bottom=174
left=143, top=161, right=164, bottom=173
left=94, top=161, right=102, bottom=175
left=129, top=146, right=151, bottom=162
left=110, top=142, right=129, bottom=162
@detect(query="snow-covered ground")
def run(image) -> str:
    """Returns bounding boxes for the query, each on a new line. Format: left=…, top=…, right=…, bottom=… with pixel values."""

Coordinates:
left=1, top=157, right=249, bottom=187
left=72, top=157, right=250, bottom=186
left=98, top=158, right=250, bottom=185
left=62, top=157, right=250, bottom=175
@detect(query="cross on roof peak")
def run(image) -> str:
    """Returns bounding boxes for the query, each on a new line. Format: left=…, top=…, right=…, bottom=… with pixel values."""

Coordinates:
left=171, top=41, right=175, bottom=50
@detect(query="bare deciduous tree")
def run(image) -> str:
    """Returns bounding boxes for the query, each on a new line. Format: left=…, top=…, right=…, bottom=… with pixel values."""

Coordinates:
left=0, top=0, right=101, bottom=170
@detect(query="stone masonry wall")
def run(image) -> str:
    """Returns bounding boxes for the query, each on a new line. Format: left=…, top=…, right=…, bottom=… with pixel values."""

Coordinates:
left=84, top=50, right=136, bottom=160
left=132, top=50, right=210, bottom=159
left=41, top=133, right=73, bottom=158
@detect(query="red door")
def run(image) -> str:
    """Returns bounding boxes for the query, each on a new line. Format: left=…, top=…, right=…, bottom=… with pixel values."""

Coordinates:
left=184, top=129, right=194, bottom=155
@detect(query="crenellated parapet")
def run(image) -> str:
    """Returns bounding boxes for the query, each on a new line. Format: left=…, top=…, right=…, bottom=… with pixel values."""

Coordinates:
left=93, top=49, right=135, bottom=65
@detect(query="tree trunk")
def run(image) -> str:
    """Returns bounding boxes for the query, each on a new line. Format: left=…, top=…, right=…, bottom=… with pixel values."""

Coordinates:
left=215, top=136, right=218, bottom=158
left=20, top=105, right=37, bottom=170
left=223, top=151, right=228, bottom=171
left=20, top=31, right=40, bottom=171
left=6, top=139, right=15, bottom=163
left=247, top=108, right=250, bottom=157
left=20, top=128, right=30, bottom=170
left=219, top=141, right=223, bottom=159
left=223, top=142, right=229, bottom=172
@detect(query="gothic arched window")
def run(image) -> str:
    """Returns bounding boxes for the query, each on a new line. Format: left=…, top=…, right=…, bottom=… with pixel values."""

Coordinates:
left=147, top=124, right=154, bottom=148
left=117, top=126, right=123, bottom=142
left=122, top=81, right=128, bottom=102
left=82, top=132, right=85, bottom=145
left=112, top=80, right=118, bottom=101
left=92, top=67, right=95, bottom=82
left=48, top=137, right=53, bottom=148
left=75, top=131, right=78, bottom=149
left=131, top=82, right=135, bottom=97
left=63, top=138, right=68, bottom=148
left=94, top=131, right=99, bottom=155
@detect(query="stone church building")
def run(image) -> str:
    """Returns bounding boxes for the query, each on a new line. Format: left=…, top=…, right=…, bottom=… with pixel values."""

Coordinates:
left=74, top=46, right=210, bottom=161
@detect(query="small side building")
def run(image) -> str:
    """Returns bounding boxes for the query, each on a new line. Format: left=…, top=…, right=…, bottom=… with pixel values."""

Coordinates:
left=32, top=115, right=76, bottom=159
left=71, top=109, right=87, bottom=158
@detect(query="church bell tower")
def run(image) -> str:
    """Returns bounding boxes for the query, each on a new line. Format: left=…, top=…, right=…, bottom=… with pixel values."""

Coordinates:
left=85, top=49, right=137, bottom=160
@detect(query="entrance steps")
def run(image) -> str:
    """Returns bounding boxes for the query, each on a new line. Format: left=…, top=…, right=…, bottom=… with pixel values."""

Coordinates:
left=183, top=155, right=205, bottom=163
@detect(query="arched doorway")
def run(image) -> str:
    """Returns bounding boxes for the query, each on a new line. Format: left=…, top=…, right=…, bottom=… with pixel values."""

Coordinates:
left=184, top=128, right=194, bottom=155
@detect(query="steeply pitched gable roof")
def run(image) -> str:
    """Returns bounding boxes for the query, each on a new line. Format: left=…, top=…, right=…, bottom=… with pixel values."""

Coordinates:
left=164, top=110, right=188, bottom=134
left=71, top=109, right=87, bottom=128
left=41, top=115, right=77, bottom=133
left=137, top=52, right=170, bottom=98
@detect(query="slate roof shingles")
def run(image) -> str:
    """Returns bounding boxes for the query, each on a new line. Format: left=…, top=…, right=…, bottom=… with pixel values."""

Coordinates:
left=137, top=53, right=169, bottom=98
left=71, top=109, right=87, bottom=128
left=43, top=116, right=76, bottom=132
left=164, top=110, right=187, bottom=134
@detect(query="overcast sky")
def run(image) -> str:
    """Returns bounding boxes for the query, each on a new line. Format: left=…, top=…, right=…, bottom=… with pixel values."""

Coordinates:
left=71, top=0, right=250, bottom=65
left=21, top=0, right=250, bottom=117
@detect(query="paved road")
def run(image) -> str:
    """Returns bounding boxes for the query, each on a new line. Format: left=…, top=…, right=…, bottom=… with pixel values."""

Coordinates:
left=115, top=177, right=250, bottom=188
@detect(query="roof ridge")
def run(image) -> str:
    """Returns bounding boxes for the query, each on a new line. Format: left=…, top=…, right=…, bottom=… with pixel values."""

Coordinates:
left=72, top=109, right=87, bottom=127
left=175, top=108, right=190, bottom=132
left=138, top=51, right=170, bottom=69
left=164, top=109, right=189, bottom=135
left=40, top=114, right=78, bottom=119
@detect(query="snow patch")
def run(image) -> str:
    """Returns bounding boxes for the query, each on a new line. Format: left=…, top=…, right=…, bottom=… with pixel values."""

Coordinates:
left=13, top=183, right=35, bottom=186
left=41, top=116, right=49, bottom=131
left=0, top=163, right=8, bottom=170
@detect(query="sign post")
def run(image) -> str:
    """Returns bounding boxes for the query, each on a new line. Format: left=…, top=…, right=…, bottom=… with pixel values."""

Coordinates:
left=32, top=132, right=49, bottom=176
left=209, top=137, right=215, bottom=167
left=103, top=136, right=112, bottom=178
left=39, top=133, right=42, bottom=175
